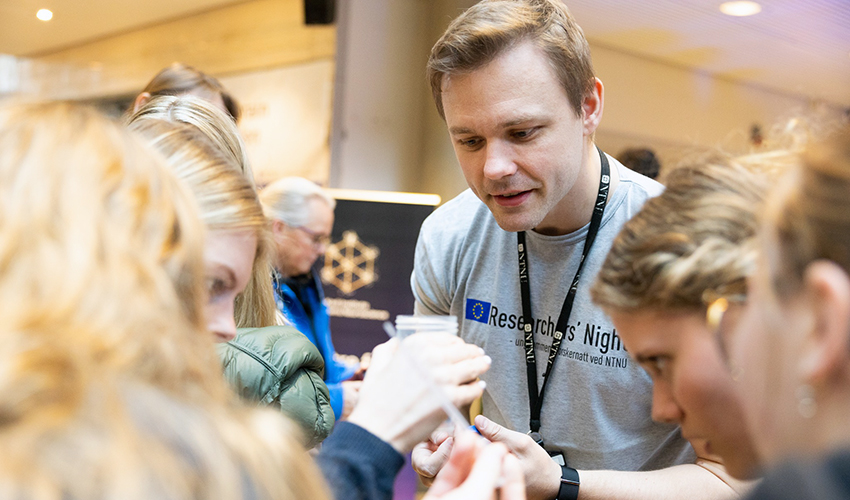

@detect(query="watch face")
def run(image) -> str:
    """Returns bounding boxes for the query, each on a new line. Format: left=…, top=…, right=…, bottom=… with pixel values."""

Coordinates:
left=550, top=452, right=566, bottom=466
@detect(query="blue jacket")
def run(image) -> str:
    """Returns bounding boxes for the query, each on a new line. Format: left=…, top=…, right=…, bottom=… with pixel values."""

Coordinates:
left=273, top=270, right=357, bottom=419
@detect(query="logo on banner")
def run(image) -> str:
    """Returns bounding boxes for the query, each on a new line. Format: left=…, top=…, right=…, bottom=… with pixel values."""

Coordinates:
left=321, top=230, right=380, bottom=295
left=465, top=298, right=491, bottom=324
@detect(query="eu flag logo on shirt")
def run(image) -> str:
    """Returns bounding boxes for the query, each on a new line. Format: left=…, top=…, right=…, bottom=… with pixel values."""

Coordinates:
left=465, top=298, right=491, bottom=324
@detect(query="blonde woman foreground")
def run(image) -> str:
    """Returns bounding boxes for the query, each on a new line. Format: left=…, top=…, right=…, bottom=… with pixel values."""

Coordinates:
left=0, top=101, right=326, bottom=500
left=732, top=126, right=850, bottom=500
left=126, top=97, right=521, bottom=499
left=127, top=96, right=270, bottom=331
left=125, top=112, right=334, bottom=447
left=0, top=101, right=525, bottom=500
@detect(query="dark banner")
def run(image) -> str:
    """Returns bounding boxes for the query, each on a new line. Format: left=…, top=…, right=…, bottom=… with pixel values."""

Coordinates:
left=319, top=190, right=438, bottom=356
left=318, top=190, right=439, bottom=500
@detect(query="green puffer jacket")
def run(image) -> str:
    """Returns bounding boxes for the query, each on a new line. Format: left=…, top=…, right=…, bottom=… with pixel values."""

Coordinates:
left=218, top=326, right=335, bottom=448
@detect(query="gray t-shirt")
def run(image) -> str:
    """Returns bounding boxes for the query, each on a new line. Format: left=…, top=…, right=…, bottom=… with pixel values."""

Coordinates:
left=412, top=157, right=695, bottom=471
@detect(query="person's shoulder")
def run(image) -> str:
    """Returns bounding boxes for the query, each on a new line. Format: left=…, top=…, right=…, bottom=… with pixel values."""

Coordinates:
left=425, top=189, right=488, bottom=228
left=221, top=326, right=325, bottom=376
left=748, top=452, right=850, bottom=500
left=219, top=327, right=334, bottom=447
left=616, top=156, right=664, bottom=195
left=421, top=189, right=487, bottom=233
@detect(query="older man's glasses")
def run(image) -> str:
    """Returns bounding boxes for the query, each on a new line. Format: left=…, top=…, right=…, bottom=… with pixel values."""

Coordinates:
left=296, top=226, right=331, bottom=248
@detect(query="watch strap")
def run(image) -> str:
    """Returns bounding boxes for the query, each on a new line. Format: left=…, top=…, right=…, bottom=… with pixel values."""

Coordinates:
left=556, top=466, right=580, bottom=500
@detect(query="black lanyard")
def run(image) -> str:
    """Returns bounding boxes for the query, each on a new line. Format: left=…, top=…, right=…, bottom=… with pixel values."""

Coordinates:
left=517, top=146, right=610, bottom=448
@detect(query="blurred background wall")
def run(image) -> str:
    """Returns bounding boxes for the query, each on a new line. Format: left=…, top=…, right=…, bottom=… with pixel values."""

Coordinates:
left=0, top=0, right=336, bottom=186
left=332, top=0, right=850, bottom=201
left=1, top=0, right=848, bottom=200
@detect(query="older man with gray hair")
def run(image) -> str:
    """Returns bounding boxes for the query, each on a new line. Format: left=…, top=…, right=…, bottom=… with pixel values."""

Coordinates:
left=261, top=177, right=362, bottom=421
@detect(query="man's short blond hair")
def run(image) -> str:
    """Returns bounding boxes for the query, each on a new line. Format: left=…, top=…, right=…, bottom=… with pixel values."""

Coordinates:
left=427, top=0, right=595, bottom=119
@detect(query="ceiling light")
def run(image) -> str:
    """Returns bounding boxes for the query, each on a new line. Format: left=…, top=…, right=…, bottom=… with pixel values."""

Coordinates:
left=36, top=9, right=53, bottom=21
left=719, top=1, right=762, bottom=17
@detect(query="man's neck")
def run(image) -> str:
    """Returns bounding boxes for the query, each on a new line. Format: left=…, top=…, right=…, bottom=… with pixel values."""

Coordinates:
left=532, top=145, right=619, bottom=236
left=275, top=258, right=297, bottom=279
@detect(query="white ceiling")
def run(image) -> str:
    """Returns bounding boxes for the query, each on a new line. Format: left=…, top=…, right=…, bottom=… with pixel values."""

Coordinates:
left=0, top=0, right=848, bottom=107
left=0, top=0, right=246, bottom=56
left=567, top=0, right=850, bottom=107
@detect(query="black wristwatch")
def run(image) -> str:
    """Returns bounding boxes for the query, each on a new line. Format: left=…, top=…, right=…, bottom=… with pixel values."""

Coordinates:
left=556, top=465, right=580, bottom=500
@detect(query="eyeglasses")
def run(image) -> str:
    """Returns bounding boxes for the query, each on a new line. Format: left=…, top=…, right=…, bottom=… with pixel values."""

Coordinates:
left=703, top=291, right=746, bottom=379
left=296, top=226, right=331, bottom=248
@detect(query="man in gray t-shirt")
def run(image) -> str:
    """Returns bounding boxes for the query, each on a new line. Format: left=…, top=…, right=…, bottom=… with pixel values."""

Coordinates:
left=414, top=162, right=692, bottom=471
left=411, top=1, right=740, bottom=499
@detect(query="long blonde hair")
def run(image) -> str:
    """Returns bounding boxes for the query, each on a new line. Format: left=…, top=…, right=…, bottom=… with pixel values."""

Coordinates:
left=0, top=100, right=215, bottom=395
left=128, top=102, right=277, bottom=329
left=0, top=101, right=330, bottom=500
left=128, top=94, right=254, bottom=184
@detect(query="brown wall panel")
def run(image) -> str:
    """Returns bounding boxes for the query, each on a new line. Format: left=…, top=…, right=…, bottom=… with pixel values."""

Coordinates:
left=31, top=0, right=335, bottom=99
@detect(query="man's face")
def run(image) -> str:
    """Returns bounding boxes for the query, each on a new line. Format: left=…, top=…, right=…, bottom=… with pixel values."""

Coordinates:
left=275, top=198, right=334, bottom=277
left=441, top=40, right=594, bottom=233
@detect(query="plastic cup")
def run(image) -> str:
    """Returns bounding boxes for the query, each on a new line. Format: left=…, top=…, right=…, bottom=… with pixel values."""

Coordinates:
left=394, top=314, right=458, bottom=339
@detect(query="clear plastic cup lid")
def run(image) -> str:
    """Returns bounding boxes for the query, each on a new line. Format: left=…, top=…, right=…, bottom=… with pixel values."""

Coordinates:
left=395, top=315, right=456, bottom=324
left=394, top=315, right=458, bottom=336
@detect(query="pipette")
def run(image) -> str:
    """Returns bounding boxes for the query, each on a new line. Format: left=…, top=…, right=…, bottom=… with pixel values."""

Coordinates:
left=382, top=321, right=477, bottom=434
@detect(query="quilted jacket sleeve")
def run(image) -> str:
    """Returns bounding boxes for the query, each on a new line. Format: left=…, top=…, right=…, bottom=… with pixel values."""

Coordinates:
left=218, top=326, right=335, bottom=448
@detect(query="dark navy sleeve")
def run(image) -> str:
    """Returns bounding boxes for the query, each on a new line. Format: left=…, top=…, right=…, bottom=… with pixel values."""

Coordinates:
left=315, top=422, right=405, bottom=500
left=744, top=450, right=850, bottom=500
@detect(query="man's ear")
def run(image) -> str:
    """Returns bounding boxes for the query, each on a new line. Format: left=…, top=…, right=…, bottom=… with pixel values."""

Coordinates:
left=582, top=77, right=604, bottom=137
left=133, top=92, right=152, bottom=113
left=800, top=260, right=850, bottom=385
left=271, top=219, right=288, bottom=241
